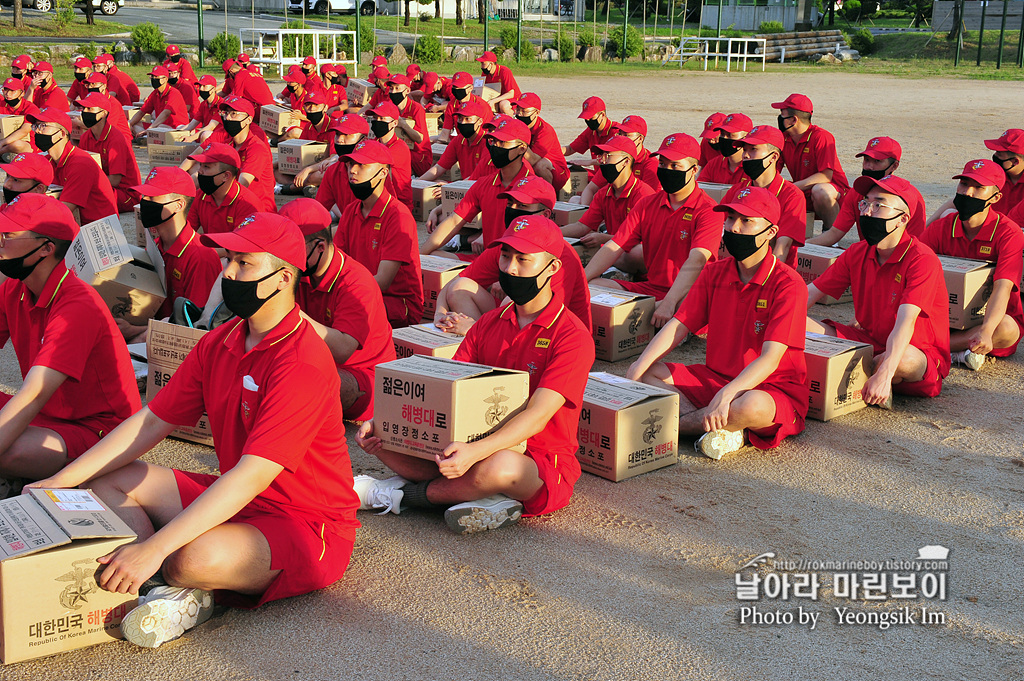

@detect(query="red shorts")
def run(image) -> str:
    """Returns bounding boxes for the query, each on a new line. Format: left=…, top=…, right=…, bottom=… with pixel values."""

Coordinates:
left=341, top=364, right=374, bottom=422
left=174, top=470, right=354, bottom=609
left=616, top=279, right=669, bottom=300
left=383, top=295, right=419, bottom=328
left=665, top=363, right=805, bottom=449
left=824, top=321, right=944, bottom=397
left=0, top=393, right=114, bottom=459
left=520, top=448, right=580, bottom=517
left=987, top=314, right=1024, bottom=358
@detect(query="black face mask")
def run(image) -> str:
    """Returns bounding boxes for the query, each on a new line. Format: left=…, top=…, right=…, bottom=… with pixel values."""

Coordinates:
left=349, top=168, right=384, bottom=200
left=861, top=161, right=895, bottom=181
left=0, top=240, right=48, bottom=280
left=451, top=86, right=469, bottom=100
left=87, top=88, right=102, bottom=96
left=222, top=117, right=245, bottom=137
left=777, top=114, right=794, bottom=132
left=456, top=121, right=478, bottom=140
left=302, top=67, right=314, bottom=76
left=515, top=114, right=534, bottom=128
left=992, top=154, right=1018, bottom=173
left=150, top=77, right=163, bottom=90
left=3, top=183, right=39, bottom=204
left=504, top=206, right=543, bottom=229
left=742, top=156, right=771, bottom=182
left=74, top=71, right=87, bottom=82
left=859, top=213, right=903, bottom=246
left=34, top=131, right=60, bottom=152
left=716, top=138, right=741, bottom=157
left=171, top=55, right=182, bottom=63
left=953, top=193, right=990, bottom=222
left=585, top=118, right=601, bottom=131
left=599, top=158, right=625, bottom=183
left=81, top=111, right=103, bottom=128
left=303, top=241, right=324, bottom=277
left=657, top=166, right=692, bottom=194
left=498, top=260, right=554, bottom=306
left=306, top=110, right=324, bottom=126
left=334, top=139, right=359, bottom=157
left=370, top=119, right=392, bottom=139
left=287, top=83, right=299, bottom=93
left=488, top=144, right=520, bottom=169
left=199, top=89, right=212, bottom=101
left=389, top=91, right=406, bottom=106
left=197, top=171, right=226, bottom=196
left=722, top=224, right=772, bottom=262
left=139, top=198, right=176, bottom=229
left=221, top=268, right=284, bottom=319
left=169, top=76, right=180, bottom=85
left=10, top=71, right=22, bottom=79
left=4, top=97, right=19, bottom=109
left=481, top=66, right=492, bottom=76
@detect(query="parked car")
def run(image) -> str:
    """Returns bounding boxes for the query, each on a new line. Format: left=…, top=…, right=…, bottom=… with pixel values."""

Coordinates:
left=287, top=0, right=377, bottom=16
left=1, top=0, right=122, bottom=15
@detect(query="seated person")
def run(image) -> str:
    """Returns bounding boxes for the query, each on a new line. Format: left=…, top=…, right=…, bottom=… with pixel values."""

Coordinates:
left=366, top=101, right=414, bottom=211
left=578, top=115, right=659, bottom=204
left=698, top=112, right=727, bottom=167
left=309, top=114, right=368, bottom=218
left=696, top=112, right=750, bottom=186
left=1, top=152, right=53, bottom=205
left=186, top=143, right=264, bottom=235
left=627, top=187, right=808, bottom=460
left=476, top=51, right=521, bottom=116
left=417, top=98, right=492, bottom=184
left=512, top=92, right=569, bottom=190
left=386, top=74, right=433, bottom=176
left=129, top=66, right=188, bottom=138
left=76, top=92, right=142, bottom=214
left=274, top=92, right=335, bottom=194
left=562, top=96, right=617, bottom=170
left=0, top=77, right=41, bottom=160
left=354, top=215, right=593, bottom=534
left=180, top=75, right=225, bottom=144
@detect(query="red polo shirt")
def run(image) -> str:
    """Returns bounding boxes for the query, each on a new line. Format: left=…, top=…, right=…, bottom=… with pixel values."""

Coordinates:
left=194, top=95, right=223, bottom=128
left=398, top=98, right=432, bottom=175
left=592, top=146, right=659, bottom=192
left=813, top=232, right=950, bottom=376
left=315, top=160, right=357, bottom=215
left=781, top=124, right=849, bottom=193
left=51, top=143, right=117, bottom=223
left=296, top=250, right=397, bottom=421
left=107, top=67, right=140, bottom=106
left=437, top=132, right=489, bottom=179
left=567, top=117, right=617, bottom=157
left=723, top=172, right=806, bottom=269
left=298, top=116, right=335, bottom=144
left=697, top=154, right=745, bottom=185
left=612, top=187, right=724, bottom=294
left=163, top=58, right=197, bottom=83
left=0, top=97, right=41, bottom=118
left=459, top=240, right=593, bottom=331
left=453, top=288, right=593, bottom=516
left=441, top=93, right=486, bottom=132
left=171, top=79, right=198, bottom=113
left=834, top=178, right=927, bottom=239
left=234, top=128, right=277, bottom=212
left=78, top=121, right=141, bottom=214
left=155, top=225, right=223, bottom=318
left=31, top=82, right=69, bottom=112
left=67, top=79, right=89, bottom=105
left=484, top=64, right=521, bottom=100
left=186, top=180, right=263, bottom=235
left=233, top=69, right=274, bottom=109
left=454, top=162, right=534, bottom=248
left=139, top=85, right=189, bottom=127
left=994, top=173, right=1024, bottom=215
left=147, top=306, right=361, bottom=538
left=0, top=262, right=140, bottom=432
left=335, top=189, right=423, bottom=326
left=527, top=116, right=570, bottom=190
left=381, top=133, right=413, bottom=212
left=579, top=173, right=656, bottom=237
left=325, top=83, right=345, bottom=109
left=674, top=254, right=809, bottom=409
left=89, top=92, right=133, bottom=143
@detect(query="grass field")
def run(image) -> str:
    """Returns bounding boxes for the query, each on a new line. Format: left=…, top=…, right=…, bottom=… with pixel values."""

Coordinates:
left=0, top=15, right=128, bottom=37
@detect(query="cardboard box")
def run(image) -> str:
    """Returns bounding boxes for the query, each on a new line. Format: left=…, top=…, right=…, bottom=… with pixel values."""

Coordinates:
left=147, top=142, right=199, bottom=166
left=346, top=78, right=377, bottom=107
left=259, top=104, right=293, bottom=136
left=392, top=323, right=463, bottom=360
left=145, top=125, right=191, bottom=146
left=564, top=236, right=598, bottom=267
left=806, top=212, right=816, bottom=239
left=577, top=372, right=679, bottom=482
left=794, top=244, right=853, bottom=305
left=938, top=255, right=994, bottom=330
left=67, top=110, right=83, bottom=144
left=420, top=254, right=467, bottom=317
left=424, top=111, right=441, bottom=138
left=122, top=105, right=139, bottom=122
left=65, top=215, right=166, bottom=325
left=85, top=151, right=102, bottom=169
left=552, top=201, right=588, bottom=227
left=473, top=82, right=500, bottom=103
left=146, top=319, right=214, bottom=446
left=804, top=332, right=873, bottom=421
left=411, top=179, right=442, bottom=222
left=374, top=355, right=530, bottom=460
left=590, top=286, right=656, bottom=362
left=278, top=139, right=328, bottom=175
left=0, top=114, right=24, bottom=138
left=698, top=181, right=731, bottom=203
left=439, top=179, right=477, bottom=221
left=0, top=488, right=136, bottom=664
left=563, top=165, right=589, bottom=199
left=133, top=204, right=143, bottom=247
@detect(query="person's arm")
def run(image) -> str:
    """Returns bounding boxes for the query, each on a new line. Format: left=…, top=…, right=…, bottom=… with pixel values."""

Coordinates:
left=0, top=366, right=67, bottom=456
left=968, top=278, right=1014, bottom=355
left=373, top=259, right=401, bottom=292
left=561, top=220, right=592, bottom=238
left=435, top=387, right=564, bottom=479
left=583, top=241, right=625, bottom=281
left=652, top=248, right=711, bottom=327
left=863, top=303, right=920, bottom=405
left=61, top=202, right=82, bottom=224
left=0, top=120, right=32, bottom=146
left=773, top=236, right=795, bottom=263
left=150, top=109, right=171, bottom=129
left=806, top=283, right=828, bottom=307
left=298, top=310, right=360, bottom=364
left=421, top=210, right=468, bottom=254
left=927, top=198, right=955, bottom=226
left=396, top=117, right=423, bottom=145
left=792, top=170, right=832, bottom=191
left=579, top=180, right=600, bottom=205
left=625, top=317, right=690, bottom=382
left=238, top=171, right=257, bottom=188
left=418, top=164, right=447, bottom=183
left=807, top=227, right=845, bottom=247
left=107, top=173, right=123, bottom=189
left=703, top=341, right=787, bottom=432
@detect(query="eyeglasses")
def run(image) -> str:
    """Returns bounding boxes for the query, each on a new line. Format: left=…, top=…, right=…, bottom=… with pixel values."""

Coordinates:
left=220, top=111, right=249, bottom=121
left=858, top=199, right=904, bottom=215
left=0, top=233, right=46, bottom=247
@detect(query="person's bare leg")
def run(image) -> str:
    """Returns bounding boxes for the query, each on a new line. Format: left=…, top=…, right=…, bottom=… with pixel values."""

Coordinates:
left=89, top=462, right=185, bottom=541
left=162, top=522, right=279, bottom=595
left=884, top=345, right=929, bottom=385
left=806, top=317, right=835, bottom=335
left=589, top=278, right=626, bottom=290
left=338, top=370, right=364, bottom=416
left=811, top=182, right=841, bottom=230
left=425, top=449, right=543, bottom=505
left=0, top=426, right=70, bottom=480
left=950, top=315, right=1021, bottom=352
left=447, top=279, right=497, bottom=319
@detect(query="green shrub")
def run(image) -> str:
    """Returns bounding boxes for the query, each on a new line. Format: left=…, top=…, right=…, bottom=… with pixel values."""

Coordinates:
left=413, top=35, right=444, bottom=63
left=606, top=25, right=643, bottom=58
left=848, top=27, right=875, bottom=53
left=79, top=42, right=98, bottom=60
left=53, top=0, right=76, bottom=32
left=722, top=24, right=745, bottom=39
left=758, top=20, right=784, bottom=33
left=499, top=26, right=517, bottom=51
left=281, top=20, right=314, bottom=58
left=577, top=29, right=599, bottom=47
left=341, top=24, right=377, bottom=58
left=208, top=32, right=242, bottom=64
left=130, top=22, right=166, bottom=53
left=517, top=38, right=536, bottom=62
left=556, top=33, right=575, bottom=62
left=843, top=0, right=862, bottom=18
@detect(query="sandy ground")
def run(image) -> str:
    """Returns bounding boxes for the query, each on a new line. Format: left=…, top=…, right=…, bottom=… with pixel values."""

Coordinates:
left=3, top=71, right=1024, bottom=679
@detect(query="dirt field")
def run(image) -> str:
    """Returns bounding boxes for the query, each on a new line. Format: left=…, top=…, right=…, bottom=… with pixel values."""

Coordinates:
left=4, top=71, right=1023, bottom=679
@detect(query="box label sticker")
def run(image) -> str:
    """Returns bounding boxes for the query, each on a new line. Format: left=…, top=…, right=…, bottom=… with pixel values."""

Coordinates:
left=45, top=490, right=104, bottom=513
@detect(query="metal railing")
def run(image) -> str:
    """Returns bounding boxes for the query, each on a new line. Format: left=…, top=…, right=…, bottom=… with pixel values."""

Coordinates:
left=662, top=35, right=766, bottom=71
left=239, top=27, right=359, bottom=78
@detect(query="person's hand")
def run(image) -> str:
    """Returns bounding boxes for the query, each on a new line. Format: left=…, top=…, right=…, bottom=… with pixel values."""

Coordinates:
left=862, top=370, right=892, bottom=406
left=436, top=441, right=484, bottom=479
left=968, top=328, right=994, bottom=356
left=294, top=165, right=314, bottom=188
left=430, top=182, right=447, bottom=200
left=580, top=232, right=611, bottom=247
left=652, top=298, right=677, bottom=329
left=471, top=234, right=484, bottom=254
left=355, top=419, right=383, bottom=455
left=702, top=390, right=735, bottom=432
left=23, top=475, right=71, bottom=492
left=97, top=541, right=167, bottom=595
left=426, top=205, right=444, bottom=233
left=115, top=317, right=144, bottom=342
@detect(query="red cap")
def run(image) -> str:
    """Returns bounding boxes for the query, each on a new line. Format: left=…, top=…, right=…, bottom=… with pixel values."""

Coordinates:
left=131, top=166, right=197, bottom=198
left=371, top=66, right=391, bottom=81
left=222, top=58, right=237, bottom=73
left=167, top=63, right=181, bottom=74
left=236, top=52, right=251, bottom=64
left=279, top=198, right=332, bottom=237
left=2, top=78, right=24, bottom=92
left=455, top=97, right=492, bottom=121
left=451, top=71, right=473, bottom=88
left=84, top=72, right=107, bottom=85
left=166, top=44, right=181, bottom=56
left=653, top=132, right=700, bottom=162
left=713, top=186, right=781, bottom=225
left=513, top=92, right=542, bottom=111
left=302, top=56, right=317, bottom=66
left=189, top=142, right=241, bottom=168
left=742, top=125, right=786, bottom=150
left=320, top=63, right=336, bottom=75
left=76, top=92, right=110, bottom=110
left=476, top=50, right=498, bottom=63
left=32, top=61, right=53, bottom=73
left=369, top=101, right=401, bottom=120
left=27, top=107, right=74, bottom=134
left=329, top=113, right=369, bottom=135
left=716, top=112, right=753, bottom=134
left=951, top=159, right=1006, bottom=191
left=200, top=213, right=307, bottom=270
left=856, top=136, right=902, bottom=161
left=853, top=174, right=921, bottom=209
left=148, top=65, right=168, bottom=78
left=593, top=136, right=637, bottom=160
left=485, top=116, right=531, bottom=145
left=197, top=75, right=217, bottom=87
left=12, top=55, right=33, bottom=69
left=371, top=55, right=388, bottom=67
left=613, top=115, right=647, bottom=136
left=578, top=96, right=605, bottom=120
left=220, top=95, right=254, bottom=117
left=74, top=57, right=93, bottom=69
left=93, top=53, right=113, bottom=65
left=283, top=69, right=307, bottom=84
left=406, top=63, right=421, bottom=76
left=422, top=72, right=439, bottom=90
left=342, top=138, right=394, bottom=166
left=771, top=93, right=813, bottom=113
left=303, top=91, right=327, bottom=106
left=984, top=128, right=1024, bottom=155
left=334, top=63, right=347, bottom=75
left=497, top=176, right=556, bottom=210
left=388, top=74, right=410, bottom=87
left=494, top=214, right=563, bottom=256
left=703, top=112, right=726, bottom=130
left=0, top=152, right=54, bottom=185
left=0, top=194, right=77, bottom=241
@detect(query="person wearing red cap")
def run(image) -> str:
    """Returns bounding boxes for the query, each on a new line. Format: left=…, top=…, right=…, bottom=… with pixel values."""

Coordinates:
left=168, top=65, right=199, bottom=113
left=418, top=98, right=492, bottom=183
left=922, top=159, right=1024, bottom=370
left=321, top=64, right=348, bottom=113
left=0, top=194, right=140, bottom=488
left=284, top=198, right=396, bottom=422
left=26, top=62, right=69, bottom=113
left=720, top=124, right=806, bottom=269
left=163, top=44, right=197, bottom=84
left=434, top=175, right=592, bottom=335
left=512, top=92, right=570, bottom=191
left=186, top=143, right=264, bottom=236
left=627, top=186, right=808, bottom=460
left=93, top=54, right=140, bottom=107
left=581, top=115, right=659, bottom=203
left=387, top=74, right=433, bottom=176
left=77, top=92, right=142, bottom=214
left=307, top=114, right=368, bottom=214
left=67, top=57, right=93, bottom=105
left=359, top=66, right=394, bottom=114
left=10, top=54, right=34, bottom=93
left=366, top=101, right=413, bottom=211
left=0, top=78, right=41, bottom=159
left=30, top=212, right=360, bottom=646
left=985, top=129, right=1024, bottom=215
left=435, top=71, right=485, bottom=143
left=335, top=139, right=423, bottom=327
left=697, top=112, right=751, bottom=185
left=562, top=136, right=654, bottom=273
left=423, top=116, right=535, bottom=258
left=355, top=213, right=593, bottom=533
left=299, top=56, right=325, bottom=94
left=808, top=174, right=950, bottom=402
left=476, top=51, right=521, bottom=116
left=78, top=72, right=134, bottom=144
left=224, top=59, right=274, bottom=121
left=406, top=63, right=423, bottom=90
left=371, top=55, right=388, bottom=69
left=562, top=96, right=617, bottom=170
left=698, top=112, right=727, bottom=167
left=180, top=76, right=224, bottom=144
left=771, top=93, right=849, bottom=233
left=274, top=93, right=335, bottom=194
left=212, top=96, right=276, bottom=212
left=130, top=66, right=189, bottom=137
left=810, top=136, right=927, bottom=247
left=585, top=132, right=724, bottom=326
left=29, top=108, right=117, bottom=224
left=279, top=66, right=310, bottom=114
left=0, top=153, right=53, bottom=204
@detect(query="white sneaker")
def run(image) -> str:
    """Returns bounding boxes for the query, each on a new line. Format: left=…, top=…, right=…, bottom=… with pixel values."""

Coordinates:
left=352, top=475, right=408, bottom=515
left=444, top=495, right=523, bottom=535
left=695, top=429, right=746, bottom=460
left=952, top=349, right=985, bottom=371
left=120, top=586, right=214, bottom=648
left=273, top=183, right=284, bottom=195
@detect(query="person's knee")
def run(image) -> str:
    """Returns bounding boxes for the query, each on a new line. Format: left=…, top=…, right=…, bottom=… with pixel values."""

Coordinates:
left=338, top=370, right=363, bottom=410
left=729, top=392, right=774, bottom=428
left=465, top=451, right=526, bottom=490
left=163, top=539, right=223, bottom=587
